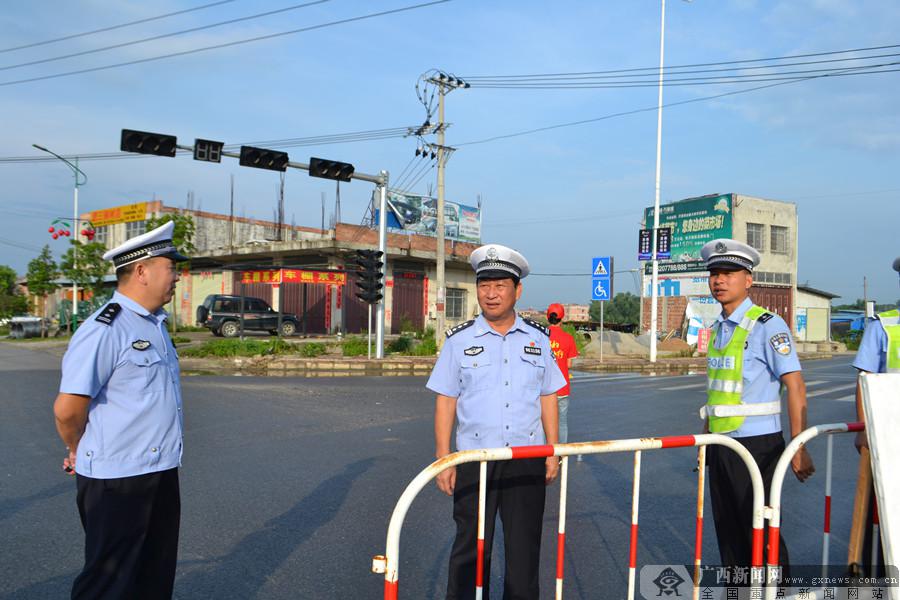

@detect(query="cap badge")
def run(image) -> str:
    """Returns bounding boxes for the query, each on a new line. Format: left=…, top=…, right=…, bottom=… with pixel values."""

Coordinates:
left=486, top=247, right=498, bottom=260
left=715, top=242, right=727, bottom=253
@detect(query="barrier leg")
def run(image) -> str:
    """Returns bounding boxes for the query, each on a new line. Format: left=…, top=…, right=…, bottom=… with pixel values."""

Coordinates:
left=556, top=456, right=569, bottom=600
left=475, top=460, right=487, bottom=600
left=871, top=496, right=880, bottom=572
left=822, top=434, right=833, bottom=580
left=693, top=446, right=706, bottom=600
left=627, top=451, right=642, bottom=600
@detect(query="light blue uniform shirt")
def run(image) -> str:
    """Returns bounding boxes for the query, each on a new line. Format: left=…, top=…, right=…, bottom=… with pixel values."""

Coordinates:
left=712, top=297, right=801, bottom=438
left=59, top=291, right=183, bottom=478
left=427, top=314, right=566, bottom=451
left=852, top=307, right=898, bottom=373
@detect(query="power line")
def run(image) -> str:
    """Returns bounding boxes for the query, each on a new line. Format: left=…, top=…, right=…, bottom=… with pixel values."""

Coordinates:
left=0, top=0, right=238, bottom=54
left=0, top=125, right=418, bottom=164
left=0, top=0, right=452, bottom=88
left=0, top=0, right=333, bottom=73
left=459, top=43, right=900, bottom=80
left=0, top=238, right=44, bottom=253
left=465, top=61, right=900, bottom=89
left=456, top=66, right=900, bottom=147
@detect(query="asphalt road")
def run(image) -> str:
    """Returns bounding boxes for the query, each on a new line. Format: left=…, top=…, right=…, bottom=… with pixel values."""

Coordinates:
left=0, top=342, right=864, bottom=599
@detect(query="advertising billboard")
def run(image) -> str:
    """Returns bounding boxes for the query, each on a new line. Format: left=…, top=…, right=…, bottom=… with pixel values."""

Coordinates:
left=643, top=194, right=733, bottom=273
left=88, top=202, right=148, bottom=227
left=383, top=191, right=481, bottom=244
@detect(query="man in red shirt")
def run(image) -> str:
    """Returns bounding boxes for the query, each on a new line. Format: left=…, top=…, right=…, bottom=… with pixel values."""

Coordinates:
left=547, top=303, right=578, bottom=444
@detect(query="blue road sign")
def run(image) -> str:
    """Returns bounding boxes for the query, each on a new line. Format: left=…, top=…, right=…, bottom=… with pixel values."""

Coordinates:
left=592, top=256, right=613, bottom=301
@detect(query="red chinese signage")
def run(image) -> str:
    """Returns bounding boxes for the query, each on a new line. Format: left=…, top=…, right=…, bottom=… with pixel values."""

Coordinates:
left=240, top=269, right=347, bottom=285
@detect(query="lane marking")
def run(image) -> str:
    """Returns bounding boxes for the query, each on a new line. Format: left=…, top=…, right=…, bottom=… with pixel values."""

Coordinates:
left=658, top=383, right=707, bottom=391
left=808, top=385, right=856, bottom=398
left=833, top=395, right=856, bottom=402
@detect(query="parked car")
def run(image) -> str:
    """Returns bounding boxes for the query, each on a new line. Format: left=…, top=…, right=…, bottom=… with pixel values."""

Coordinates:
left=196, top=294, right=300, bottom=337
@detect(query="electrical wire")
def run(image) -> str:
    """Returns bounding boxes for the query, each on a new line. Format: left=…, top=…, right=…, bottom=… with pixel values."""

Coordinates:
left=0, top=0, right=334, bottom=73
left=459, top=43, right=900, bottom=80
left=0, top=126, right=419, bottom=164
left=0, top=0, right=453, bottom=88
left=456, top=66, right=900, bottom=146
left=0, top=238, right=44, bottom=253
left=0, top=0, right=238, bottom=54
left=393, top=157, right=434, bottom=191
left=404, top=161, right=435, bottom=192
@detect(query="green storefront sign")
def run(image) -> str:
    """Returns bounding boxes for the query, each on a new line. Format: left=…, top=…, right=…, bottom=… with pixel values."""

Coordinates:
left=643, top=194, right=733, bottom=273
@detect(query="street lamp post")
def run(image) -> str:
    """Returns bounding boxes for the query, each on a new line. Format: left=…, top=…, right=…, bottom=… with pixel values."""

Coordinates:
left=33, top=143, right=87, bottom=333
left=649, top=0, right=667, bottom=364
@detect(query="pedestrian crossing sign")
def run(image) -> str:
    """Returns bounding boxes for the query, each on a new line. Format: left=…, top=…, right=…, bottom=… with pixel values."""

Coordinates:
left=593, top=261, right=608, bottom=276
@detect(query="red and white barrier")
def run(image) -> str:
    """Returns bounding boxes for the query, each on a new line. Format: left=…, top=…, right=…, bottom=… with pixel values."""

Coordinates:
left=764, top=421, right=864, bottom=600
left=372, top=433, right=767, bottom=600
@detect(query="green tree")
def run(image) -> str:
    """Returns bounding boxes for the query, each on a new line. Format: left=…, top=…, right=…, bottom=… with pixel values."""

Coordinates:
left=145, top=212, right=197, bottom=259
left=60, top=240, right=110, bottom=299
left=26, top=245, right=60, bottom=334
left=590, top=292, right=640, bottom=325
left=0, top=265, right=28, bottom=319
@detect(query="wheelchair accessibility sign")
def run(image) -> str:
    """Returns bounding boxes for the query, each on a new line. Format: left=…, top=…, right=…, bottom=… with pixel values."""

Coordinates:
left=592, top=256, right=613, bottom=301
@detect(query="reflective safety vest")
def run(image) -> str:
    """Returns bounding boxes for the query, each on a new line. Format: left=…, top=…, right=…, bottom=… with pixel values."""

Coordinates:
left=704, top=305, right=781, bottom=433
left=875, top=309, right=900, bottom=373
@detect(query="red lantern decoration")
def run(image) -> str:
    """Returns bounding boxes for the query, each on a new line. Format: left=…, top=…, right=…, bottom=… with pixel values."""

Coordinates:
left=48, top=226, right=55, bottom=233
left=52, top=233, right=59, bottom=239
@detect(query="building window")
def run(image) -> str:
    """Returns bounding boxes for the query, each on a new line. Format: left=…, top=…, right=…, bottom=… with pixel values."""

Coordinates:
left=746, top=222, right=765, bottom=252
left=93, top=225, right=108, bottom=246
left=125, top=220, right=146, bottom=239
left=446, top=288, right=466, bottom=320
left=770, top=225, right=789, bottom=254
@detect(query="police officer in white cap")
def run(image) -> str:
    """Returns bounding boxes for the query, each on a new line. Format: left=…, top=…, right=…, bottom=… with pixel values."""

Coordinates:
left=54, top=220, right=188, bottom=599
left=699, top=238, right=814, bottom=575
left=427, top=243, right=565, bottom=600
left=849, top=255, right=900, bottom=576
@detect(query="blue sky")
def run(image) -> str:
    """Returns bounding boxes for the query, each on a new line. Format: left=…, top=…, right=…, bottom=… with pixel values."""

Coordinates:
left=1, top=0, right=898, bottom=308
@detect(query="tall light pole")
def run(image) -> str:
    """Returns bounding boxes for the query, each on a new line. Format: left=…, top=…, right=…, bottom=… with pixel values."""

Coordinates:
left=33, top=143, right=87, bottom=332
left=649, top=0, right=667, bottom=364
left=424, top=71, right=467, bottom=348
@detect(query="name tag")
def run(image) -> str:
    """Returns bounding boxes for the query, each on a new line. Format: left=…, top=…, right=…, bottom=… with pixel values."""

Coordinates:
left=708, top=356, right=735, bottom=370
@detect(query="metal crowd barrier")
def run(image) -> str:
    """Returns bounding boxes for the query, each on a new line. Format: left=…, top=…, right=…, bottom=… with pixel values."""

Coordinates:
left=372, top=434, right=767, bottom=600
left=765, top=421, right=865, bottom=600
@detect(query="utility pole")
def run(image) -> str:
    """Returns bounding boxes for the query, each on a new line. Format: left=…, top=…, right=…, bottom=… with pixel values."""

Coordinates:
left=649, top=0, right=667, bottom=363
left=425, top=71, right=468, bottom=348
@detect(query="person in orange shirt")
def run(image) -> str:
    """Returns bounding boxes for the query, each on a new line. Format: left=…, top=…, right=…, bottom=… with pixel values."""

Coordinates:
left=547, top=303, right=578, bottom=444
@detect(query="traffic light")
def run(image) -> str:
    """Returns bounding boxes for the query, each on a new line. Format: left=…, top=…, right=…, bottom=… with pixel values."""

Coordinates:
left=120, top=129, right=177, bottom=157
left=354, top=249, right=384, bottom=304
left=309, top=157, right=354, bottom=182
left=239, top=145, right=289, bottom=171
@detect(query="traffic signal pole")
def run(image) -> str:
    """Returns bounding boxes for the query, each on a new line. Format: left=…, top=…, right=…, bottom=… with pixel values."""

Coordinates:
left=175, top=142, right=390, bottom=358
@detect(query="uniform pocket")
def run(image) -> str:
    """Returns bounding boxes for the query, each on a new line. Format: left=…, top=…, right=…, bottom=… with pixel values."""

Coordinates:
left=125, top=349, right=167, bottom=392
left=460, top=355, right=493, bottom=391
left=519, top=354, right=545, bottom=389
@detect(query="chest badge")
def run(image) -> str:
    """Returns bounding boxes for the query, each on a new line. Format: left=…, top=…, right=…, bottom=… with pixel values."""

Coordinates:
left=523, top=345, right=541, bottom=355
left=132, top=340, right=151, bottom=351
left=769, top=333, right=792, bottom=356
left=464, top=346, right=484, bottom=356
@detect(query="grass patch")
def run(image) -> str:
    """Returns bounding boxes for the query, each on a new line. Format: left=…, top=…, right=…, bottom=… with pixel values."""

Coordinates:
left=171, top=325, right=207, bottom=332
left=178, top=338, right=297, bottom=358
left=171, top=336, right=192, bottom=345
left=341, top=336, right=369, bottom=357
left=410, top=335, right=437, bottom=356
left=387, top=336, right=413, bottom=353
left=300, top=342, right=327, bottom=357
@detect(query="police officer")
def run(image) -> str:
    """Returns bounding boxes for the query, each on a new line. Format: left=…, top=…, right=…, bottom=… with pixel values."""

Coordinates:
left=849, top=255, right=899, bottom=576
left=699, top=239, right=814, bottom=573
left=427, top=243, right=566, bottom=600
left=54, top=221, right=188, bottom=600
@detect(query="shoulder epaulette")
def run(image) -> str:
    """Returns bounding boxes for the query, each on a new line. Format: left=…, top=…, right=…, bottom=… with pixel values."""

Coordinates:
left=445, top=319, right=475, bottom=338
left=757, top=312, right=774, bottom=324
left=95, top=303, right=121, bottom=326
left=522, top=317, right=550, bottom=336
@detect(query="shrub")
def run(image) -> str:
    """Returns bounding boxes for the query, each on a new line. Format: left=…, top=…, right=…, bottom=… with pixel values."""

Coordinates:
left=411, top=335, right=437, bottom=356
left=300, top=342, right=327, bottom=357
left=387, top=335, right=413, bottom=353
left=178, top=338, right=295, bottom=358
left=341, top=336, right=369, bottom=357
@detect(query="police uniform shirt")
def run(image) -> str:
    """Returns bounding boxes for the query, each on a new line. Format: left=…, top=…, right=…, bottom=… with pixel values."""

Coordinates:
left=851, top=309, right=897, bottom=373
left=427, top=314, right=566, bottom=451
left=712, top=297, right=801, bottom=438
left=59, top=291, right=183, bottom=478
